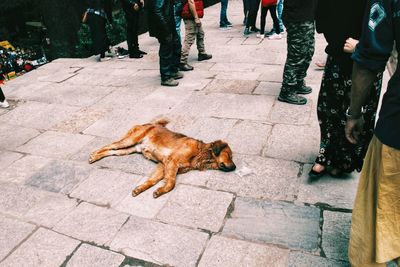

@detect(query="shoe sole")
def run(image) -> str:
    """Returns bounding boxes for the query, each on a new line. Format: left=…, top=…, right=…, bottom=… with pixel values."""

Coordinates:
left=277, top=96, right=307, bottom=105
left=296, top=89, right=312, bottom=95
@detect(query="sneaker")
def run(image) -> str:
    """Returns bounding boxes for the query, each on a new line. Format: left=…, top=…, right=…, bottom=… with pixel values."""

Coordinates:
left=101, top=57, right=111, bottom=61
left=250, top=27, right=260, bottom=33
left=243, top=27, right=250, bottom=36
left=105, top=51, right=116, bottom=58
left=172, top=71, right=184, bottom=79
left=265, top=29, right=276, bottom=37
left=268, top=33, right=282, bottom=40
left=296, top=84, right=313, bottom=95
left=0, top=99, right=9, bottom=108
left=161, top=78, right=179, bottom=87
left=117, top=47, right=129, bottom=59
left=256, top=33, right=265, bottom=39
left=179, top=63, right=194, bottom=71
left=129, top=53, right=143, bottom=58
left=198, top=53, right=212, bottom=61
left=138, top=49, right=147, bottom=55
left=225, top=21, right=233, bottom=27
left=278, top=92, right=307, bottom=105
left=220, top=25, right=230, bottom=30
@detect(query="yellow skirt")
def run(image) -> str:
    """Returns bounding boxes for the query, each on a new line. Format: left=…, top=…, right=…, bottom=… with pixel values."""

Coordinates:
left=349, top=136, right=400, bottom=266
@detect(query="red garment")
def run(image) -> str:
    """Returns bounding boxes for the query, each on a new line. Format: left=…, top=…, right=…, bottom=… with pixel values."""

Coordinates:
left=181, top=0, right=204, bottom=19
left=261, top=0, right=277, bottom=7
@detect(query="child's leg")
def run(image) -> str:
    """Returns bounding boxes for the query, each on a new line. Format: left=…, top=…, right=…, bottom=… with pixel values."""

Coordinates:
left=260, top=6, right=268, bottom=34
left=269, top=5, right=281, bottom=34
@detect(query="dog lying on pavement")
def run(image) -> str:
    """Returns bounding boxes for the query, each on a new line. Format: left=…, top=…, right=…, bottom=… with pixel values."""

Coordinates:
left=89, top=119, right=236, bottom=198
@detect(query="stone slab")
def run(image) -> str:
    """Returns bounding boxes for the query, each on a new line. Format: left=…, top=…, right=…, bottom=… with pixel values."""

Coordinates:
left=263, top=124, right=320, bottom=163
left=297, top=164, right=359, bottom=209
left=25, top=159, right=92, bottom=194
left=198, top=235, right=289, bottom=267
left=0, top=214, right=36, bottom=261
left=37, top=72, right=78, bottom=83
left=70, top=168, right=142, bottom=207
left=269, top=100, right=313, bottom=125
left=322, top=211, right=352, bottom=262
left=157, top=185, right=233, bottom=232
left=0, top=150, right=23, bottom=170
left=66, top=244, right=125, bottom=267
left=53, top=202, right=129, bottom=246
left=1, top=155, right=53, bottom=183
left=0, top=101, right=79, bottom=130
left=0, top=228, right=80, bottom=267
left=215, top=71, right=261, bottom=81
left=209, top=63, right=256, bottom=72
left=288, top=252, right=349, bottom=267
left=222, top=197, right=320, bottom=251
left=110, top=216, right=209, bottom=267
left=253, top=81, right=281, bottom=96
left=0, top=123, right=40, bottom=150
left=204, top=79, right=259, bottom=94
left=256, top=65, right=284, bottom=83
left=16, top=131, right=95, bottom=159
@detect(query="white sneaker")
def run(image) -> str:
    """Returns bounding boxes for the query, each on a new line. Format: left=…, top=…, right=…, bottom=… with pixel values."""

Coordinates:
left=268, top=33, right=282, bottom=40
left=256, top=33, right=265, bottom=39
left=0, top=100, right=10, bottom=108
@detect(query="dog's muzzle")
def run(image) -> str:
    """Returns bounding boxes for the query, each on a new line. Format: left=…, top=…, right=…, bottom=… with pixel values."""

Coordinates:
left=219, top=162, right=236, bottom=172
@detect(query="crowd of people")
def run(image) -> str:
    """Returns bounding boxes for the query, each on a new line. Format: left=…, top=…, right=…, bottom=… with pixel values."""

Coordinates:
left=2, top=0, right=399, bottom=266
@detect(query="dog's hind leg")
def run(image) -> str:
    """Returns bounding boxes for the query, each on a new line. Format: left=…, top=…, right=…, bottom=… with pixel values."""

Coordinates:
left=132, top=164, right=164, bottom=197
left=153, top=161, right=179, bottom=198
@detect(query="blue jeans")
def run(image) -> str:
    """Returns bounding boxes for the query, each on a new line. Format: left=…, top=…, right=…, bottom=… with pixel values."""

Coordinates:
left=277, top=0, right=284, bottom=30
left=220, top=0, right=229, bottom=26
left=174, top=0, right=183, bottom=41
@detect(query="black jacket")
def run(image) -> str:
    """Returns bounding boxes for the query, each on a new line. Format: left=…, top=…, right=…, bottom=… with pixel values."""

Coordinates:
left=121, top=0, right=142, bottom=14
left=146, top=0, right=175, bottom=38
left=87, top=0, right=113, bottom=22
left=282, top=0, right=318, bottom=23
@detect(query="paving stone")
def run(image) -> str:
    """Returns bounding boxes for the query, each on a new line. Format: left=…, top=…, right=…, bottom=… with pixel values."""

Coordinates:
left=170, top=92, right=221, bottom=118
left=25, top=160, right=92, bottom=194
left=222, top=197, right=320, bottom=251
left=54, top=202, right=129, bottom=246
left=0, top=150, right=23, bottom=170
left=0, top=228, right=80, bottom=267
left=204, top=79, right=259, bottom=94
left=256, top=65, right=284, bottom=83
left=263, top=124, right=320, bottom=163
left=70, top=168, right=142, bottom=206
left=0, top=214, right=36, bottom=261
left=253, top=81, right=281, bottom=96
left=66, top=244, right=125, bottom=267
left=288, top=252, right=349, bottom=267
left=225, top=120, right=271, bottom=155
left=37, top=72, right=78, bottom=83
left=114, top=176, right=171, bottom=219
left=0, top=123, right=40, bottom=150
left=215, top=71, right=261, bottom=81
left=322, top=211, right=352, bottom=262
left=110, top=216, right=209, bottom=267
left=157, top=185, right=233, bottom=232
left=269, top=99, right=313, bottom=125
left=0, top=181, right=47, bottom=217
left=3, top=81, right=53, bottom=100
left=1, top=155, right=53, bottom=183
left=0, top=101, right=79, bottom=130
left=198, top=235, right=289, bottom=267
left=17, top=131, right=95, bottom=159
left=69, top=136, right=113, bottom=163
left=209, top=63, right=256, bottom=72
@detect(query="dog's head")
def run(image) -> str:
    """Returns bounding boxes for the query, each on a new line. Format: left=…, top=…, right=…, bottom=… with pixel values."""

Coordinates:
left=211, top=140, right=236, bottom=172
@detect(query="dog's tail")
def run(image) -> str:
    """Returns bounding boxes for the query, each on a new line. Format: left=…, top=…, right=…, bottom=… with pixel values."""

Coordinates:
left=152, top=118, right=170, bottom=127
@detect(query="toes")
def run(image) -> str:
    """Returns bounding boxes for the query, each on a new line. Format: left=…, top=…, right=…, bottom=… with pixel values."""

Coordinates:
left=132, top=188, right=141, bottom=197
left=153, top=191, right=161, bottom=198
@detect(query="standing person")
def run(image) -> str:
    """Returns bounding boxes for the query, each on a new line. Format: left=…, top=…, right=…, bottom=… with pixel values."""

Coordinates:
left=309, top=0, right=383, bottom=178
left=85, top=0, right=113, bottom=62
left=346, top=1, right=400, bottom=266
left=265, top=0, right=284, bottom=36
left=121, top=0, right=147, bottom=58
left=277, top=0, right=318, bottom=105
left=147, top=0, right=183, bottom=86
left=242, top=0, right=249, bottom=26
left=179, top=0, right=212, bottom=71
left=243, top=0, right=260, bottom=35
left=219, top=0, right=232, bottom=29
left=256, top=0, right=282, bottom=40
left=0, top=87, right=9, bottom=108
left=174, top=0, right=183, bottom=41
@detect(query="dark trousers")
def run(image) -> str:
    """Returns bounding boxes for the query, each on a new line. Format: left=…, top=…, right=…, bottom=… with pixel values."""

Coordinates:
left=124, top=11, right=140, bottom=55
left=87, top=13, right=109, bottom=56
left=157, top=31, right=181, bottom=80
left=260, top=5, right=280, bottom=34
left=0, top=87, right=5, bottom=102
left=246, top=0, right=260, bottom=28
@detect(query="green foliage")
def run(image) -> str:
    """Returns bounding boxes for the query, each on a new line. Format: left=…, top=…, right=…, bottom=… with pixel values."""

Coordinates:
left=75, top=10, right=127, bottom=58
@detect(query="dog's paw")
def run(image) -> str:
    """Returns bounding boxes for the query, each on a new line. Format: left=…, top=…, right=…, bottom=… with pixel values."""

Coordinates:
left=88, top=153, right=97, bottom=164
left=132, top=188, right=141, bottom=197
left=153, top=191, right=161, bottom=198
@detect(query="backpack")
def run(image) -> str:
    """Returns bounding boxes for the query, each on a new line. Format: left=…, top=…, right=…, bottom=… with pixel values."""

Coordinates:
left=181, top=0, right=204, bottom=19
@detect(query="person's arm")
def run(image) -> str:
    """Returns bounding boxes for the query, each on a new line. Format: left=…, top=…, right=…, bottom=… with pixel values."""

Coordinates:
left=188, top=0, right=201, bottom=26
left=153, top=0, right=171, bottom=37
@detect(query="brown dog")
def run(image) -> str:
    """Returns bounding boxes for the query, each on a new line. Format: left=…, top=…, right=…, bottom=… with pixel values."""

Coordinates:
left=89, top=119, right=236, bottom=198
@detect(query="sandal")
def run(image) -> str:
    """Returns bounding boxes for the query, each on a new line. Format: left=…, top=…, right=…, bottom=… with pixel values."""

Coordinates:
left=309, top=164, right=327, bottom=179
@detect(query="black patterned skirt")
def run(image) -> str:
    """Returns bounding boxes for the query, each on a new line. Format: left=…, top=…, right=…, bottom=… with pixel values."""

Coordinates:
left=315, top=55, right=382, bottom=172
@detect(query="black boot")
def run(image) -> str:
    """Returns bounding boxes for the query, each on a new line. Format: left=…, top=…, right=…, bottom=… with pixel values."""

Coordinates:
left=296, top=82, right=312, bottom=95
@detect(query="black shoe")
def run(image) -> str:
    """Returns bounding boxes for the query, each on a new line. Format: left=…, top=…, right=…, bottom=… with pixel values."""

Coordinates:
left=129, top=53, right=143, bottom=58
left=278, top=92, right=307, bottom=105
left=179, top=63, right=194, bottom=71
left=243, top=27, right=250, bottom=36
left=172, top=71, right=184, bottom=79
left=198, top=53, right=212, bottom=61
left=250, top=27, right=260, bottom=32
left=138, top=49, right=147, bottom=55
left=117, top=47, right=129, bottom=58
left=161, top=78, right=179, bottom=86
left=296, top=84, right=312, bottom=95
left=265, top=29, right=276, bottom=37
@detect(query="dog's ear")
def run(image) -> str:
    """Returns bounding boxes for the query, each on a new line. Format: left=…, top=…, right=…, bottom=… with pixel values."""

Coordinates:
left=211, top=140, right=227, bottom=156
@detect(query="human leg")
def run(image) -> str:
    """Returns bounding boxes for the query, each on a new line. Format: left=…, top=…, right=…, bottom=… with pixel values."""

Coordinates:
left=180, top=19, right=196, bottom=64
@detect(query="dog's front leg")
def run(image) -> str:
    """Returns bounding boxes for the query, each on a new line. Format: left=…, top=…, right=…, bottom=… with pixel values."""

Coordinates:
left=153, top=161, right=179, bottom=198
left=132, top=163, right=164, bottom=197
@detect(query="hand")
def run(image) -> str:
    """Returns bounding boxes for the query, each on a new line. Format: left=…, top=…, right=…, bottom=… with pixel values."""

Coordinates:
left=195, top=18, right=201, bottom=27
left=345, top=117, right=365, bottom=144
left=344, top=38, right=359, bottom=53
left=133, top=3, right=140, bottom=11
left=140, top=0, right=144, bottom=7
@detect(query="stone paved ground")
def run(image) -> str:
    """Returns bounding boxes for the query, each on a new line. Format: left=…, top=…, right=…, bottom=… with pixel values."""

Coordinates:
left=0, top=1, right=389, bottom=266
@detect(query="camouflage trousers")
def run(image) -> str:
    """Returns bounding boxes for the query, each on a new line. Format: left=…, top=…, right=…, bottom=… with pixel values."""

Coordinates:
left=281, top=21, right=315, bottom=93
